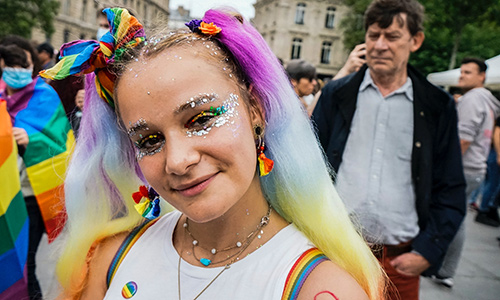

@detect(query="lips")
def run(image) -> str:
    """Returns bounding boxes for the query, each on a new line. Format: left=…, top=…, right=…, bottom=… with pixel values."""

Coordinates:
left=171, top=173, right=218, bottom=197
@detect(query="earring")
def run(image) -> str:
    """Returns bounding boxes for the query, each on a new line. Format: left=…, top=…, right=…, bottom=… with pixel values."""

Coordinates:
left=132, top=185, right=161, bottom=220
left=254, top=124, right=274, bottom=177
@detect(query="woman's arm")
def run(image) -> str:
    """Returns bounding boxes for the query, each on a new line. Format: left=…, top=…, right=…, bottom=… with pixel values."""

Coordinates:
left=297, top=261, right=370, bottom=300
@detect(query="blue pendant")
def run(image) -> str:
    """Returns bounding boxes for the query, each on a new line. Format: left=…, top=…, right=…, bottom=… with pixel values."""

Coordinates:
left=200, top=258, right=211, bottom=266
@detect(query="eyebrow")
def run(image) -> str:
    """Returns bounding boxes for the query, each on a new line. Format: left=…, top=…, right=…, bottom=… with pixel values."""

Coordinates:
left=175, top=93, right=219, bottom=114
left=127, top=118, right=149, bottom=137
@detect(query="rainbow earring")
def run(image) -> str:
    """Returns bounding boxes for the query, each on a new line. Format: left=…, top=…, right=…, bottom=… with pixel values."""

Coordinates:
left=254, top=124, right=274, bottom=177
left=132, top=185, right=161, bottom=220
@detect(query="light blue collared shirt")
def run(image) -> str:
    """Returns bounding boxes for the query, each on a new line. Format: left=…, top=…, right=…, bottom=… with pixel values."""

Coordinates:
left=335, top=70, right=418, bottom=245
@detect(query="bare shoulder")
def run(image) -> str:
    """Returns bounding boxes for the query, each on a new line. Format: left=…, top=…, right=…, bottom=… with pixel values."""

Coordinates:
left=79, top=231, right=129, bottom=300
left=297, top=260, right=369, bottom=300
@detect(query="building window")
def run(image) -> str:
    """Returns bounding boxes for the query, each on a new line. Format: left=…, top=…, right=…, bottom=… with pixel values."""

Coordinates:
left=63, top=0, right=71, bottom=15
left=295, top=3, right=306, bottom=24
left=80, top=33, right=85, bottom=39
left=325, top=7, right=336, bottom=28
left=321, top=41, right=332, bottom=64
left=81, top=0, right=87, bottom=21
left=291, top=38, right=302, bottom=59
left=63, top=29, right=70, bottom=43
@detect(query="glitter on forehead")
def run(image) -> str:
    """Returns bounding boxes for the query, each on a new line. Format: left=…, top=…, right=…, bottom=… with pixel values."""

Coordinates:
left=127, top=118, right=149, bottom=137
left=186, top=93, right=240, bottom=137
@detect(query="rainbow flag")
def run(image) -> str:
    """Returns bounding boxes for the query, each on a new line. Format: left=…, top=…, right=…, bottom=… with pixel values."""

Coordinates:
left=3, top=77, right=74, bottom=242
left=0, top=99, right=29, bottom=299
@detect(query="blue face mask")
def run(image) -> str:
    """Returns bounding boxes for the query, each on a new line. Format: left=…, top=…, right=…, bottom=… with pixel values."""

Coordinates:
left=2, top=67, right=33, bottom=89
left=97, top=27, right=108, bottom=40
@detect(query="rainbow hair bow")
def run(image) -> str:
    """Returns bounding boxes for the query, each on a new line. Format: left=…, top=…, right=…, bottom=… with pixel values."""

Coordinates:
left=132, top=185, right=161, bottom=220
left=40, top=7, right=145, bottom=108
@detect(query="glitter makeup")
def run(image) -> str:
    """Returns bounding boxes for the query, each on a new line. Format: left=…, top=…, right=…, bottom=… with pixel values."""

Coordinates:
left=175, top=93, right=219, bottom=113
left=185, top=93, right=239, bottom=137
left=134, top=133, right=166, bottom=160
left=127, top=118, right=149, bottom=137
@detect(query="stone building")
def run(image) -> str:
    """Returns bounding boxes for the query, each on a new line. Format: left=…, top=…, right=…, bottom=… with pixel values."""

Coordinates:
left=253, top=0, right=350, bottom=79
left=169, top=5, right=194, bottom=29
left=32, top=0, right=169, bottom=51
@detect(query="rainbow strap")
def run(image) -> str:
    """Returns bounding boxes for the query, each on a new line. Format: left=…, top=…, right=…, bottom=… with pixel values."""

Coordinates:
left=282, top=248, right=329, bottom=300
left=106, top=218, right=159, bottom=287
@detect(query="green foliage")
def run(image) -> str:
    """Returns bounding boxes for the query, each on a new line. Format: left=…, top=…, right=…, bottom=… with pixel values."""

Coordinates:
left=0, top=0, right=60, bottom=39
left=340, top=0, right=500, bottom=75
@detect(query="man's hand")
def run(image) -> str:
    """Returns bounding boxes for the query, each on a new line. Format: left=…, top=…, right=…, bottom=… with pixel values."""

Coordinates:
left=12, top=127, right=29, bottom=146
left=390, top=252, right=430, bottom=277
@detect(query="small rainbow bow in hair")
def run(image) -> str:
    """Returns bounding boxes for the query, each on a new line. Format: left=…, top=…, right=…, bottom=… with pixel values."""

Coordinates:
left=40, top=7, right=145, bottom=108
left=132, top=185, right=161, bottom=220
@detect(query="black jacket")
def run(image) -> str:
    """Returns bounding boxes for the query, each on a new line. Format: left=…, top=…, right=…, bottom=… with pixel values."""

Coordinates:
left=312, top=64, right=466, bottom=274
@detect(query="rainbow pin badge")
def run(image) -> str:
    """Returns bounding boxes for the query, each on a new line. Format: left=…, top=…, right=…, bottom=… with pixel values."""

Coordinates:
left=122, top=281, right=138, bottom=298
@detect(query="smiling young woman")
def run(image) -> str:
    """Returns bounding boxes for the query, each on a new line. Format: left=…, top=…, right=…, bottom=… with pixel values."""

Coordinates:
left=42, top=7, right=386, bottom=300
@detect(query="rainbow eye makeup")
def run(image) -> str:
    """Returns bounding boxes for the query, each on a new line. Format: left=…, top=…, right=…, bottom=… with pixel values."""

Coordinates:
left=185, top=93, right=239, bottom=137
left=134, top=133, right=166, bottom=160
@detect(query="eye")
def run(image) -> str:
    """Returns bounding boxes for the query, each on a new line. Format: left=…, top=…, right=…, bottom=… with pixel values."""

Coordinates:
left=134, top=133, right=165, bottom=153
left=185, top=106, right=227, bottom=129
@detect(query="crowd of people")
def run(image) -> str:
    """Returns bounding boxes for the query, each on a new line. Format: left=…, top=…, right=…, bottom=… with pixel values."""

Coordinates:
left=1, top=0, right=499, bottom=299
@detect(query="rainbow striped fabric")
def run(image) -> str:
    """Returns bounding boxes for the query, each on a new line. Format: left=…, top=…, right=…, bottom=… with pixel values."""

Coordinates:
left=282, top=248, right=329, bottom=300
left=40, top=7, right=145, bottom=108
left=3, top=77, right=74, bottom=242
left=0, top=99, right=29, bottom=299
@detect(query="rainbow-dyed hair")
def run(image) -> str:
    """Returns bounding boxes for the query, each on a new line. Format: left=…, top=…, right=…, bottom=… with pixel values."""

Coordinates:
left=58, top=8, right=385, bottom=299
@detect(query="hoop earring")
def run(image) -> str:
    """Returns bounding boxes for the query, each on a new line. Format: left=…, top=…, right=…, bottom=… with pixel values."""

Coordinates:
left=132, top=185, right=161, bottom=220
left=254, top=124, right=274, bottom=177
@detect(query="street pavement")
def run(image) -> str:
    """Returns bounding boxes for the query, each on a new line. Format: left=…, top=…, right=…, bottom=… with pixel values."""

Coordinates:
left=37, top=209, right=500, bottom=299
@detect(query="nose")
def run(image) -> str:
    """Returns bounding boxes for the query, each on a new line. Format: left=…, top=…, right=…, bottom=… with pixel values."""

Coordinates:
left=374, top=36, right=388, bottom=51
left=164, top=134, right=201, bottom=176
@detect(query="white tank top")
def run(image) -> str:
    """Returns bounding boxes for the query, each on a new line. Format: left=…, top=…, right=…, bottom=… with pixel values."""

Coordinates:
left=104, top=211, right=314, bottom=300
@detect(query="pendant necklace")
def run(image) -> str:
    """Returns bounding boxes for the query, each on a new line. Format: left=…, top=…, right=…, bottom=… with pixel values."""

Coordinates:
left=177, top=205, right=272, bottom=300
left=183, top=205, right=271, bottom=267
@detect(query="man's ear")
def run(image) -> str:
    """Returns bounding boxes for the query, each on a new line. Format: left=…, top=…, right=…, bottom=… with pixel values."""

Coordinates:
left=410, top=31, right=425, bottom=53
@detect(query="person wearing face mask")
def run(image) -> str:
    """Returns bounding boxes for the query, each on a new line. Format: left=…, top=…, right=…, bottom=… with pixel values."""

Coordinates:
left=0, top=44, right=74, bottom=300
left=96, top=10, right=111, bottom=40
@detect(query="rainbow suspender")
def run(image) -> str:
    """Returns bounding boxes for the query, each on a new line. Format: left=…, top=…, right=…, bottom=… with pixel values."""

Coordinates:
left=282, top=248, right=329, bottom=300
left=106, top=218, right=159, bottom=287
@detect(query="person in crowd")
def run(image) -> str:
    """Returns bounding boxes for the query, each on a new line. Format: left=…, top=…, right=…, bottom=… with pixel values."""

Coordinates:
left=97, top=10, right=111, bottom=40
left=71, top=89, right=85, bottom=138
left=312, top=0, right=466, bottom=299
left=307, top=43, right=367, bottom=116
left=432, top=58, right=500, bottom=288
left=36, top=42, right=55, bottom=70
left=475, top=117, right=500, bottom=227
left=285, top=59, right=318, bottom=111
left=0, top=35, right=41, bottom=78
left=41, top=7, right=386, bottom=300
left=0, top=43, right=73, bottom=300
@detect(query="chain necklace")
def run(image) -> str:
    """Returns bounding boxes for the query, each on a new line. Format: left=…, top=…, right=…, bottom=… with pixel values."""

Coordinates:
left=183, top=205, right=271, bottom=266
left=177, top=206, right=272, bottom=300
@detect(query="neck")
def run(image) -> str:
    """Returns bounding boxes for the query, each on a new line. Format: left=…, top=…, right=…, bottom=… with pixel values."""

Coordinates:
left=370, top=68, right=408, bottom=97
left=5, top=85, right=18, bottom=96
left=173, top=175, right=288, bottom=267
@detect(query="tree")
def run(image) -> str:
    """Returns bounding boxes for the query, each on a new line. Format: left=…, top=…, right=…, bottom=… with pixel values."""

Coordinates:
left=340, top=0, right=500, bottom=75
left=0, top=0, right=60, bottom=40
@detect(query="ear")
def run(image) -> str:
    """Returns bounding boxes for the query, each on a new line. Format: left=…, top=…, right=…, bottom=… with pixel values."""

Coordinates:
left=247, top=84, right=265, bottom=126
left=410, top=31, right=425, bottom=53
left=290, top=78, right=298, bottom=88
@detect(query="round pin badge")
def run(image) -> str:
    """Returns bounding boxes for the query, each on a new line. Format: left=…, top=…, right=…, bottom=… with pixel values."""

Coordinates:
left=122, top=281, right=138, bottom=298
